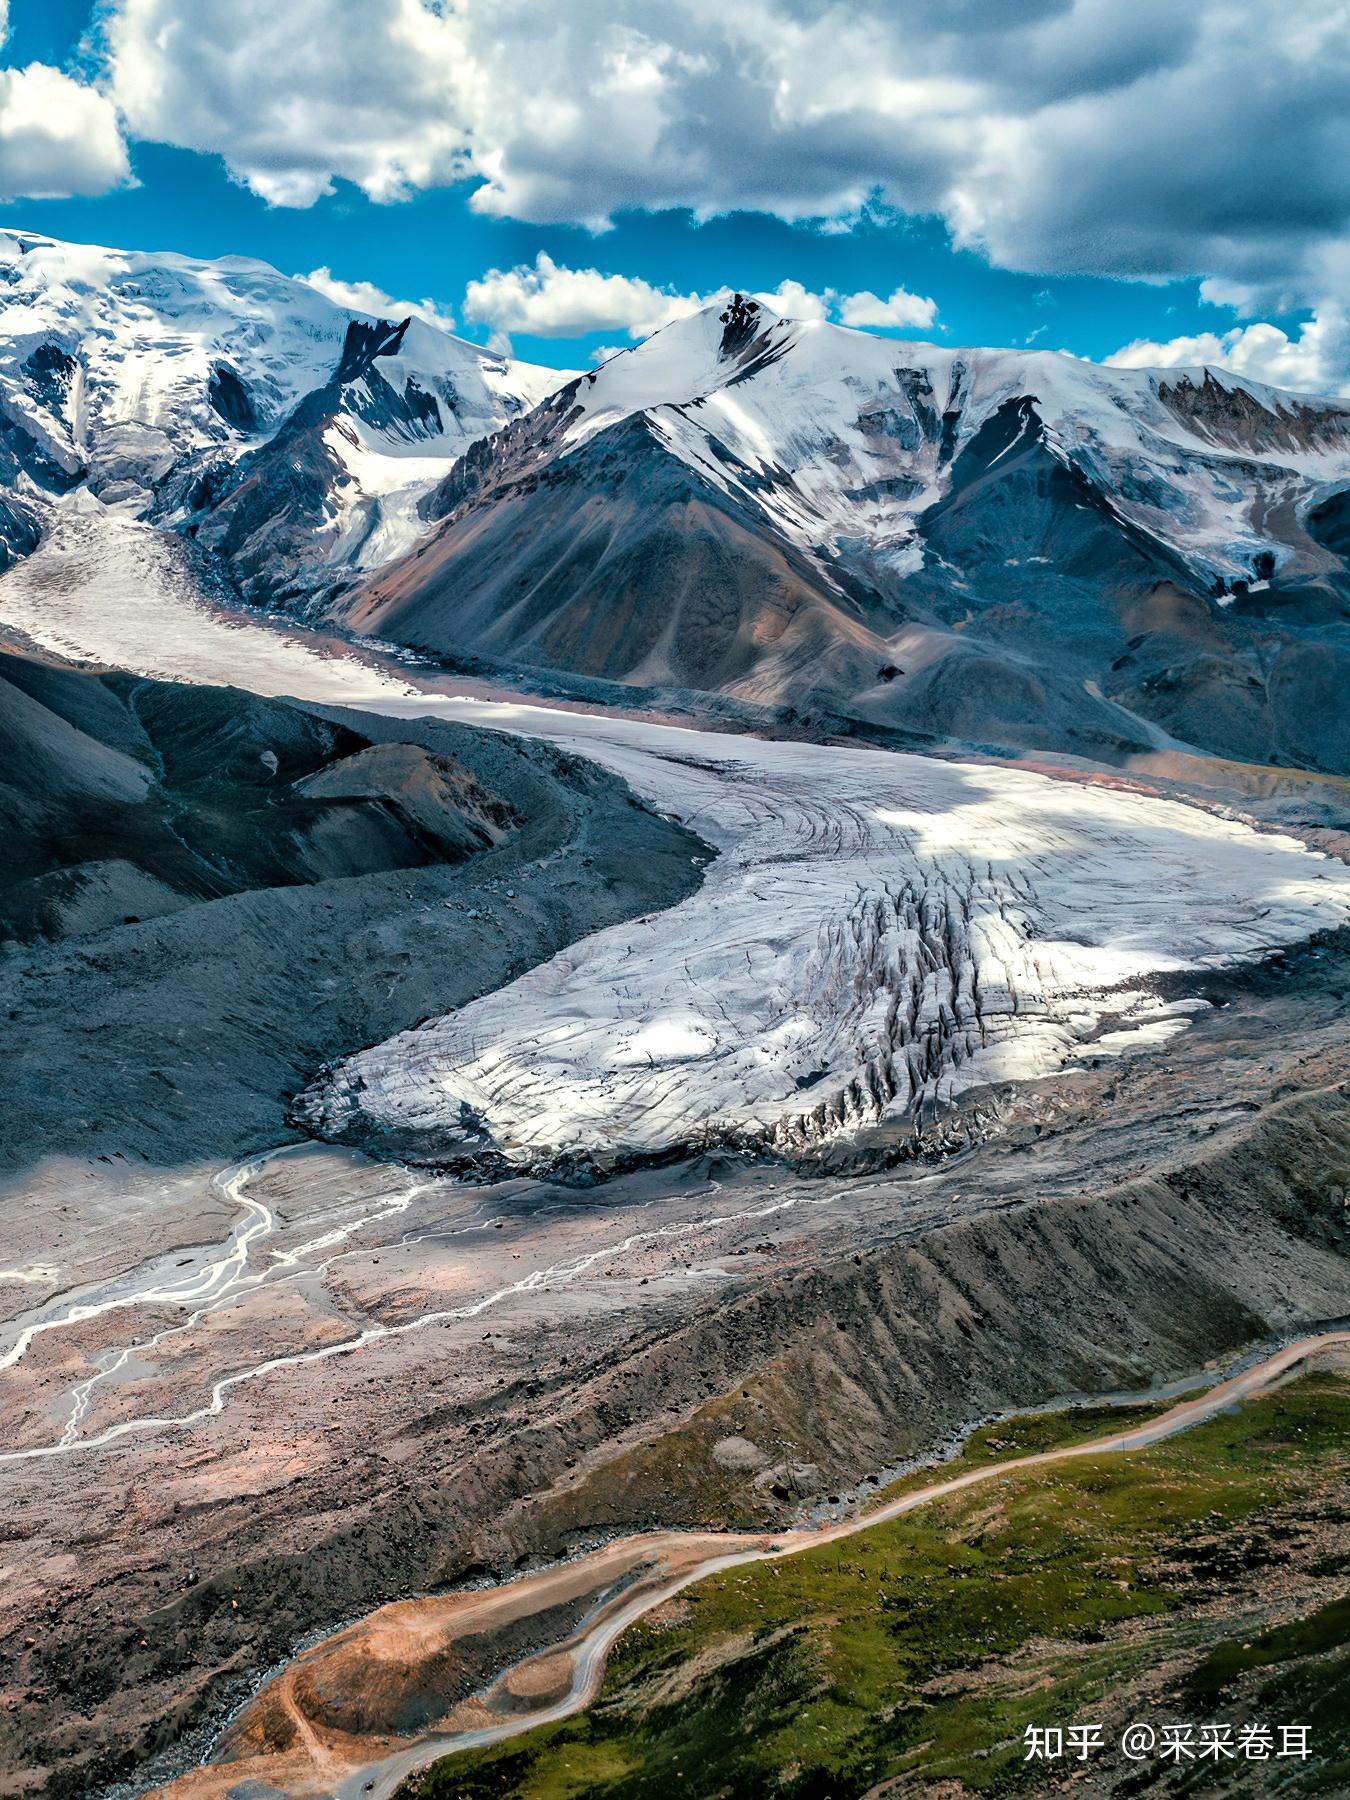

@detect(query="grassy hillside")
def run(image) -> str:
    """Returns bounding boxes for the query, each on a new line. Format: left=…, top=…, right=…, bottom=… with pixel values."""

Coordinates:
left=404, top=1369, right=1350, bottom=1798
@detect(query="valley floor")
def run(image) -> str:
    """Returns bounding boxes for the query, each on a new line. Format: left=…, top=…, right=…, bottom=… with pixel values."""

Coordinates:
left=401, top=1352, right=1350, bottom=1800
left=0, top=506, right=1348, bottom=1799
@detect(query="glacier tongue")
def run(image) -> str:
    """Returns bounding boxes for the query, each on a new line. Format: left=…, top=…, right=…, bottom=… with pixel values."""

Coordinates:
left=300, top=703, right=1350, bottom=1169
left=0, top=491, right=426, bottom=702
left=4, top=490, right=1348, bottom=1175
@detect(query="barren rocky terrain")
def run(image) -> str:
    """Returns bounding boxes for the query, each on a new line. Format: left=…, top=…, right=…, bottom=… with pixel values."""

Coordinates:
left=0, top=290, right=1347, bottom=1800
left=3, top=841, right=1349, bottom=1794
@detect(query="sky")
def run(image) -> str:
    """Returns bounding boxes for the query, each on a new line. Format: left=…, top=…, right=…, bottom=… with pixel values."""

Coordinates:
left=0, top=0, right=1345, bottom=388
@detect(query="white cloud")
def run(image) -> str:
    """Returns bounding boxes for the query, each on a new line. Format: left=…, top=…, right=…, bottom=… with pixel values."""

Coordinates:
left=0, top=62, right=130, bottom=200
left=462, top=257, right=938, bottom=343
left=838, top=286, right=938, bottom=330
left=105, top=0, right=468, bottom=208
left=86, top=3, right=1340, bottom=257
left=301, top=265, right=456, bottom=332
left=1105, top=308, right=1348, bottom=396
left=754, top=280, right=829, bottom=322
left=91, top=1, right=1350, bottom=381
left=463, top=254, right=705, bottom=339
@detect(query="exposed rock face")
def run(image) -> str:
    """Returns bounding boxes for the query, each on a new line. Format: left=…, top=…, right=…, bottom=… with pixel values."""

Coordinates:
left=0, top=649, right=522, bottom=947
left=1157, top=368, right=1350, bottom=456
left=718, top=290, right=765, bottom=358
left=338, top=303, right=1350, bottom=772
left=293, top=741, right=515, bottom=856
left=183, top=321, right=501, bottom=604
left=172, top=308, right=564, bottom=605
left=0, top=489, right=39, bottom=572
left=1307, top=482, right=1350, bottom=558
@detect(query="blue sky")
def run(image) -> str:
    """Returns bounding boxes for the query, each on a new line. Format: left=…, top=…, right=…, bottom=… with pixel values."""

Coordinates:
left=6, top=152, right=1243, bottom=371
left=0, top=0, right=1340, bottom=384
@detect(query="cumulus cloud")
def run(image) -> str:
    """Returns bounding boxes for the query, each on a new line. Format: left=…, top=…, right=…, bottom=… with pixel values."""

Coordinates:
left=1106, top=309, right=1349, bottom=397
left=838, top=286, right=938, bottom=330
left=0, top=61, right=130, bottom=201
left=92, top=5, right=1342, bottom=260
left=90, top=0, right=1350, bottom=379
left=462, top=256, right=937, bottom=342
left=105, top=0, right=468, bottom=208
left=753, top=280, right=829, bottom=322
left=463, top=255, right=706, bottom=339
left=301, top=265, right=456, bottom=332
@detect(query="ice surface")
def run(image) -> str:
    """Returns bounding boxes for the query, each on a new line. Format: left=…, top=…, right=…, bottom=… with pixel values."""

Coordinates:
left=308, top=704, right=1350, bottom=1162
left=0, top=494, right=424, bottom=703
left=6, top=497, right=1348, bottom=1169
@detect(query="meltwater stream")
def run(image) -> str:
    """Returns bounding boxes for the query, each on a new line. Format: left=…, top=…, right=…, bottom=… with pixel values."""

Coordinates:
left=0, top=1144, right=857, bottom=1466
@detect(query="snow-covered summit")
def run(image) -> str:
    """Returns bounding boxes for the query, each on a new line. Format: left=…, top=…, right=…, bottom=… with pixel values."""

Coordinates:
left=3, top=242, right=1349, bottom=775
left=559, top=293, right=1350, bottom=584
left=0, top=229, right=564, bottom=587
left=579, top=291, right=1346, bottom=439
left=344, top=290, right=1350, bottom=774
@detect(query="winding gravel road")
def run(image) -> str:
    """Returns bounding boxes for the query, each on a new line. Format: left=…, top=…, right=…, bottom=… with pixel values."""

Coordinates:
left=278, top=1329, right=1349, bottom=1800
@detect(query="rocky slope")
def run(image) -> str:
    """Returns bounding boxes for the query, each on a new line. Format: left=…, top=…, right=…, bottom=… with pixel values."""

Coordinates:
left=5, top=1012, right=1349, bottom=1799
left=341, top=294, right=1350, bottom=769
left=0, top=648, right=518, bottom=945
left=398, top=1360, right=1350, bottom=1800
left=0, top=659, right=707, bottom=1174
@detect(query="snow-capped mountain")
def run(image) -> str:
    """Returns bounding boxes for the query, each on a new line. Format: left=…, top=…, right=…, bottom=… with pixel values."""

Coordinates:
left=551, top=296, right=1350, bottom=584
left=344, top=294, right=1350, bottom=771
left=2, top=245, right=1348, bottom=772
left=0, top=230, right=563, bottom=600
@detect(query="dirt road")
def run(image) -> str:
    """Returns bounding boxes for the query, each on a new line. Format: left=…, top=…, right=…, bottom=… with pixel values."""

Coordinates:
left=148, top=1327, right=1350, bottom=1800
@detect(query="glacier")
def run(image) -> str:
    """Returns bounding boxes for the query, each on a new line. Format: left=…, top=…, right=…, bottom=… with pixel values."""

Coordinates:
left=0, top=228, right=563, bottom=588
left=4, top=492, right=1347, bottom=1175
left=300, top=702, right=1350, bottom=1167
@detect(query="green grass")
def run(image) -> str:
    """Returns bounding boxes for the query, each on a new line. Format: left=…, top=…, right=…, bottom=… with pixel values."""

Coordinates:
left=867, top=1392, right=1192, bottom=1504
left=404, top=1373, right=1350, bottom=1800
left=1186, top=1596, right=1350, bottom=1697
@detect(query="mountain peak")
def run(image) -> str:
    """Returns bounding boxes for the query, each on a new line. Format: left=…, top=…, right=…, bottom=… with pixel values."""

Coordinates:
left=718, top=290, right=767, bottom=356
left=0, top=228, right=568, bottom=603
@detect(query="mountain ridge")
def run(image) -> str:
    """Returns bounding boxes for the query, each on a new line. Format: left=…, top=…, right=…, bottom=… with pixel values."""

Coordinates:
left=339, top=294, right=1350, bottom=769
left=1, top=244, right=1348, bottom=770
left=0, top=228, right=564, bottom=600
